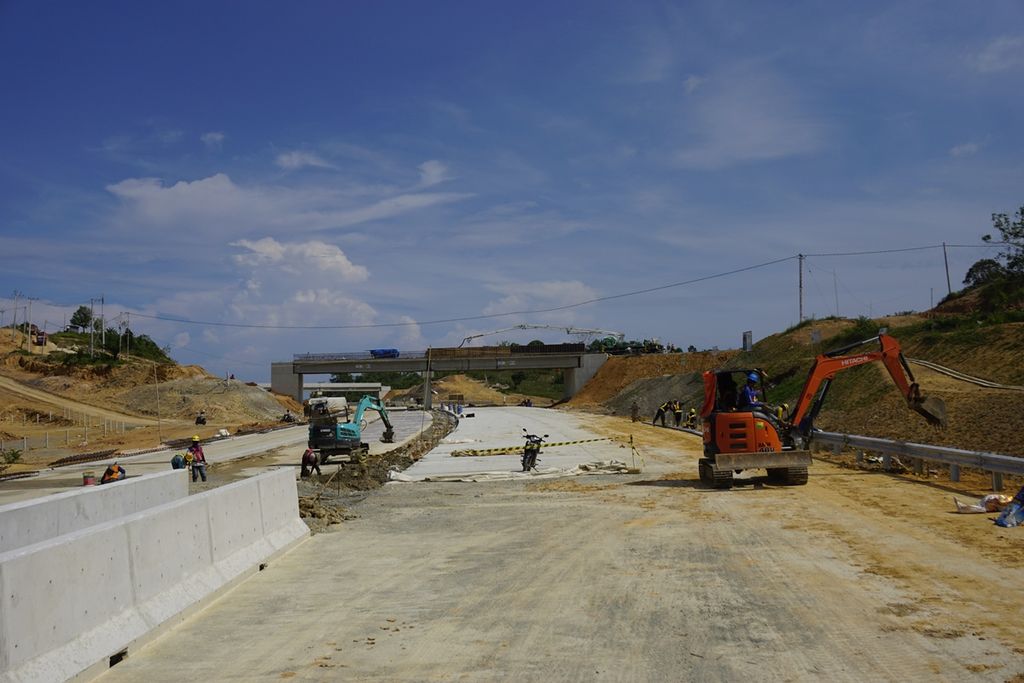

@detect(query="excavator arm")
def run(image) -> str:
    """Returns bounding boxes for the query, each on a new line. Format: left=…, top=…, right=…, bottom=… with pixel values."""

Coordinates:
left=790, top=334, right=946, bottom=435
left=352, top=395, right=396, bottom=443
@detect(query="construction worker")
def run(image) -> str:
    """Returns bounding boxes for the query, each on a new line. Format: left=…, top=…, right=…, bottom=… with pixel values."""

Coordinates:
left=652, top=400, right=671, bottom=427
left=170, top=452, right=186, bottom=470
left=630, top=401, right=640, bottom=423
left=686, top=407, right=697, bottom=429
left=100, top=461, right=126, bottom=484
left=672, top=400, right=683, bottom=427
left=300, top=448, right=321, bottom=478
left=738, top=372, right=765, bottom=411
left=187, top=436, right=207, bottom=482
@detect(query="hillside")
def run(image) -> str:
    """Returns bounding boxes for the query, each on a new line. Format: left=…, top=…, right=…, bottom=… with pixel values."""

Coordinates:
left=564, top=315, right=1024, bottom=457
left=0, top=330, right=301, bottom=468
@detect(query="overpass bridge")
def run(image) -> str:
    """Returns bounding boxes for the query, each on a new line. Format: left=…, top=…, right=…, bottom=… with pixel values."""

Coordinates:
left=270, top=346, right=607, bottom=407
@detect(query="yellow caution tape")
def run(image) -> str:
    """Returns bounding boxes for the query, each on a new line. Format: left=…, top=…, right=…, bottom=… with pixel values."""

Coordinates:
left=451, top=437, right=611, bottom=457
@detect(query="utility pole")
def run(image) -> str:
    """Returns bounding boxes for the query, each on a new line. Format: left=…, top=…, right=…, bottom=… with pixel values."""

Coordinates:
left=422, top=347, right=433, bottom=410
left=154, top=363, right=163, bottom=444
left=942, top=242, right=952, bottom=296
left=126, top=312, right=131, bottom=359
left=89, top=298, right=96, bottom=357
left=11, top=291, right=21, bottom=341
left=797, top=254, right=805, bottom=322
left=26, top=298, right=35, bottom=353
left=100, top=295, right=105, bottom=349
left=832, top=270, right=839, bottom=318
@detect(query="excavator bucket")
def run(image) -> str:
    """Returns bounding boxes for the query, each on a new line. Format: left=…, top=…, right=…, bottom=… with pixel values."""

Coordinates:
left=912, top=395, right=947, bottom=428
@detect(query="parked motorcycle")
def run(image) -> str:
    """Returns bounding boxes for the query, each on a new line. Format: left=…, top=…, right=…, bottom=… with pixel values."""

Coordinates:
left=194, top=412, right=207, bottom=426
left=521, top=428, right=548, bottom=472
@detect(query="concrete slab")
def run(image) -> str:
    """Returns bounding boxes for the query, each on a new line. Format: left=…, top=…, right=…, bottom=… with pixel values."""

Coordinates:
left=401, top=407, right=632, bottom=480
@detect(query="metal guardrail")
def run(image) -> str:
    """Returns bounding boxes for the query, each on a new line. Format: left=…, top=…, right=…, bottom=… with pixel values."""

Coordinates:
left=813, top=430, right=1024, bottom=491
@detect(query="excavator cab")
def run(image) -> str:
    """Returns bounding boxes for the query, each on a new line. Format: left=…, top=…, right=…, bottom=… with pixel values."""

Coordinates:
left=699, top=369, right=810, bottom=489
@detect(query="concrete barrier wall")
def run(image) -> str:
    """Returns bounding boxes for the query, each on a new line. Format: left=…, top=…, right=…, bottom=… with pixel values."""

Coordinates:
left=0, top=470, right=188, bottom=554
left=0, top=468, right=308, bottom=683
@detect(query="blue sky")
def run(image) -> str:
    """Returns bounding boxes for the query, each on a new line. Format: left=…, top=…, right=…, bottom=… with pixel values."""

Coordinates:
left=1, top=1, right=1021, bottom=379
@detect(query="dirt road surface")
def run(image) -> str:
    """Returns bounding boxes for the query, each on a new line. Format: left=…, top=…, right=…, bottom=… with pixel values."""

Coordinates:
left=99, top=412, right=1024, bottom=682
left=0, top=375, right=158, bottom=425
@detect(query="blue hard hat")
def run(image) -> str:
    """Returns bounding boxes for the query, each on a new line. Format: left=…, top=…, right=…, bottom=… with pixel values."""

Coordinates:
left=747, top=372, right=760, bottom=383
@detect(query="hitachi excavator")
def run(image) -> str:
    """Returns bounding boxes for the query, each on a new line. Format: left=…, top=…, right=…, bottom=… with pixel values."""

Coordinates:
left=698, top=333, right=947, bottom=489
left=307, top=395, right=395, bottom=465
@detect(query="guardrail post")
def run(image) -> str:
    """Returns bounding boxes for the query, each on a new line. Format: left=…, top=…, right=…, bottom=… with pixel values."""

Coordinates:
left=992, top=472, right=1003, bottom=492
left=882, top=454, right=892, bottom=470
left=65, top=429, right=69, bottom=445
left=913, top=458, right=924, bottom=475
left=45, top=432, right=49, bottom=449
left=856, top=450, right=864, bottom=464
left=23, top=436, right=28, bottom=451
left=950, top=464, right=960, bottom=482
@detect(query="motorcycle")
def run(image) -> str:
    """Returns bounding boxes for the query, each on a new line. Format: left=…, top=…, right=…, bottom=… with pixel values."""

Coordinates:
left=521, top=428, right=548, bottom=472
left=194, top=412, right=207, bottom=426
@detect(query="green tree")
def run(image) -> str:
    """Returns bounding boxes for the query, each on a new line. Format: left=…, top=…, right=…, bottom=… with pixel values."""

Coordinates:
left=69, top=305, right=92, bottom=332
left=983, top=205, right=1024, bottom=273
left=510, top=371, right=528, bottom=389
left=0, top=448, right=21, bottom=477
left=963, top=258, right=1005, bottom=288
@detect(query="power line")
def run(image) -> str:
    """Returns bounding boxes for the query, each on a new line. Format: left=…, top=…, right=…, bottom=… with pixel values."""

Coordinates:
left=130, top=254, right=800, bottom=330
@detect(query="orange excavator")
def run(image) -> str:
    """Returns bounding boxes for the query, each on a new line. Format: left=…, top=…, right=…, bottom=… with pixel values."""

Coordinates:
left=698, top=333, right=946, bottom=488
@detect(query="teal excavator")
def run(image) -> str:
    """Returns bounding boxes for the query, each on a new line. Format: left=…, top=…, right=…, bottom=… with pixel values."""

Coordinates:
left=307, top=395, right=395, bottom=464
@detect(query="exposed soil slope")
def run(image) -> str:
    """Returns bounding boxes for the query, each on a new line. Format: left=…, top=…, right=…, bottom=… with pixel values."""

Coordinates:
left=565, top=317, right=1024, bottom=456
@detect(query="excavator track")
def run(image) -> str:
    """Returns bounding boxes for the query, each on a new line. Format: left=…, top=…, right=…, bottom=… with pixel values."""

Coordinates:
left=699, top=458, right=734, bottom=489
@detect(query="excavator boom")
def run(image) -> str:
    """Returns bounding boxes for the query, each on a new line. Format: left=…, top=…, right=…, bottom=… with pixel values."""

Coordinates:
left=790, top=334, right=947, bottom=432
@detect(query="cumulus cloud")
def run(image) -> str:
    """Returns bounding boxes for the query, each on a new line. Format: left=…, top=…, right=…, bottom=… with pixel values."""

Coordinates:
left=949, top=142, right=979, bottom=157
left=231, top=237, right=369, bottom=282
left=673, top=66, right=827, bottom=169
left=418, top=160, right=451, bottom=187
left=276, top=150, right=335, bottom=170
left=201, top=131, right=225, bottom=149
left=969, top=35, right=1024, bottom=73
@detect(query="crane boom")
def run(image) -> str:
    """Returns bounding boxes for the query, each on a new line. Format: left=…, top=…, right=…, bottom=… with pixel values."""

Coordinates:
left=459, top=323, right=624, bottom=347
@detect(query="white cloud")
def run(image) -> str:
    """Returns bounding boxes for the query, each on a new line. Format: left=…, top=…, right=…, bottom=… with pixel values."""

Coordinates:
left=231, top=237, right=369, bottom=282
left=275, top=150, right=335, bottom=170
left=418, top=160, right=451, bottom=188
left=683, top=75, right=704, bottom=94
left=673, top=66, right=827, bottom=169
left=481, top=280, right=599, bottom=318
left=949, top=142, right=979, bottom=157
left=105, top=173, right=474, bottom=242
left=969, top=35, right=1024, bottom=73
left=201, top=131, right=225, bottom=149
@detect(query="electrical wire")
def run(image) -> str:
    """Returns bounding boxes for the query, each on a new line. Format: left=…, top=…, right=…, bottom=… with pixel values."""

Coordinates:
left=129, top=254, right=800, bottom=330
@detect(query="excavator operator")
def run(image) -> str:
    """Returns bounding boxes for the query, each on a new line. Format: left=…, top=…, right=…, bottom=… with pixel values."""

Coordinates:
left=737, top=372, right=765, bottom=411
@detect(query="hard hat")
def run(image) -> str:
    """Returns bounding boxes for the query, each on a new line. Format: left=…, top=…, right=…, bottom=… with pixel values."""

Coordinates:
left=747, top=372, right=760, bottom=383
left=192, top=435, right=200, bottom=442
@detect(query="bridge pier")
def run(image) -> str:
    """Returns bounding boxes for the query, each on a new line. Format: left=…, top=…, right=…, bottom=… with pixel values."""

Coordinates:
left=563, top=354, right=607, bottom=400
left=271, top=362, right=303, bottom=403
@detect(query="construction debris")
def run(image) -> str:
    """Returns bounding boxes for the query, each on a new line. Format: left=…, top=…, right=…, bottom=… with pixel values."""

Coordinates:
left=953, top=494, right=1012, bottom=514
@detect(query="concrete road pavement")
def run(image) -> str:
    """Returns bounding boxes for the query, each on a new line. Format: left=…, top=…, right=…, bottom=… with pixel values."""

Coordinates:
left=404, top=406, right=633, bottom=479
left=96, top=411, right=1024, bottom=682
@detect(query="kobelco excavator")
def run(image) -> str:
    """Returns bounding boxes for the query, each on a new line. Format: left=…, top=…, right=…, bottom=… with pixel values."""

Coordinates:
left=698, top=333, right=946, bottom=489
left=307, top=395, right=395, bottom=465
